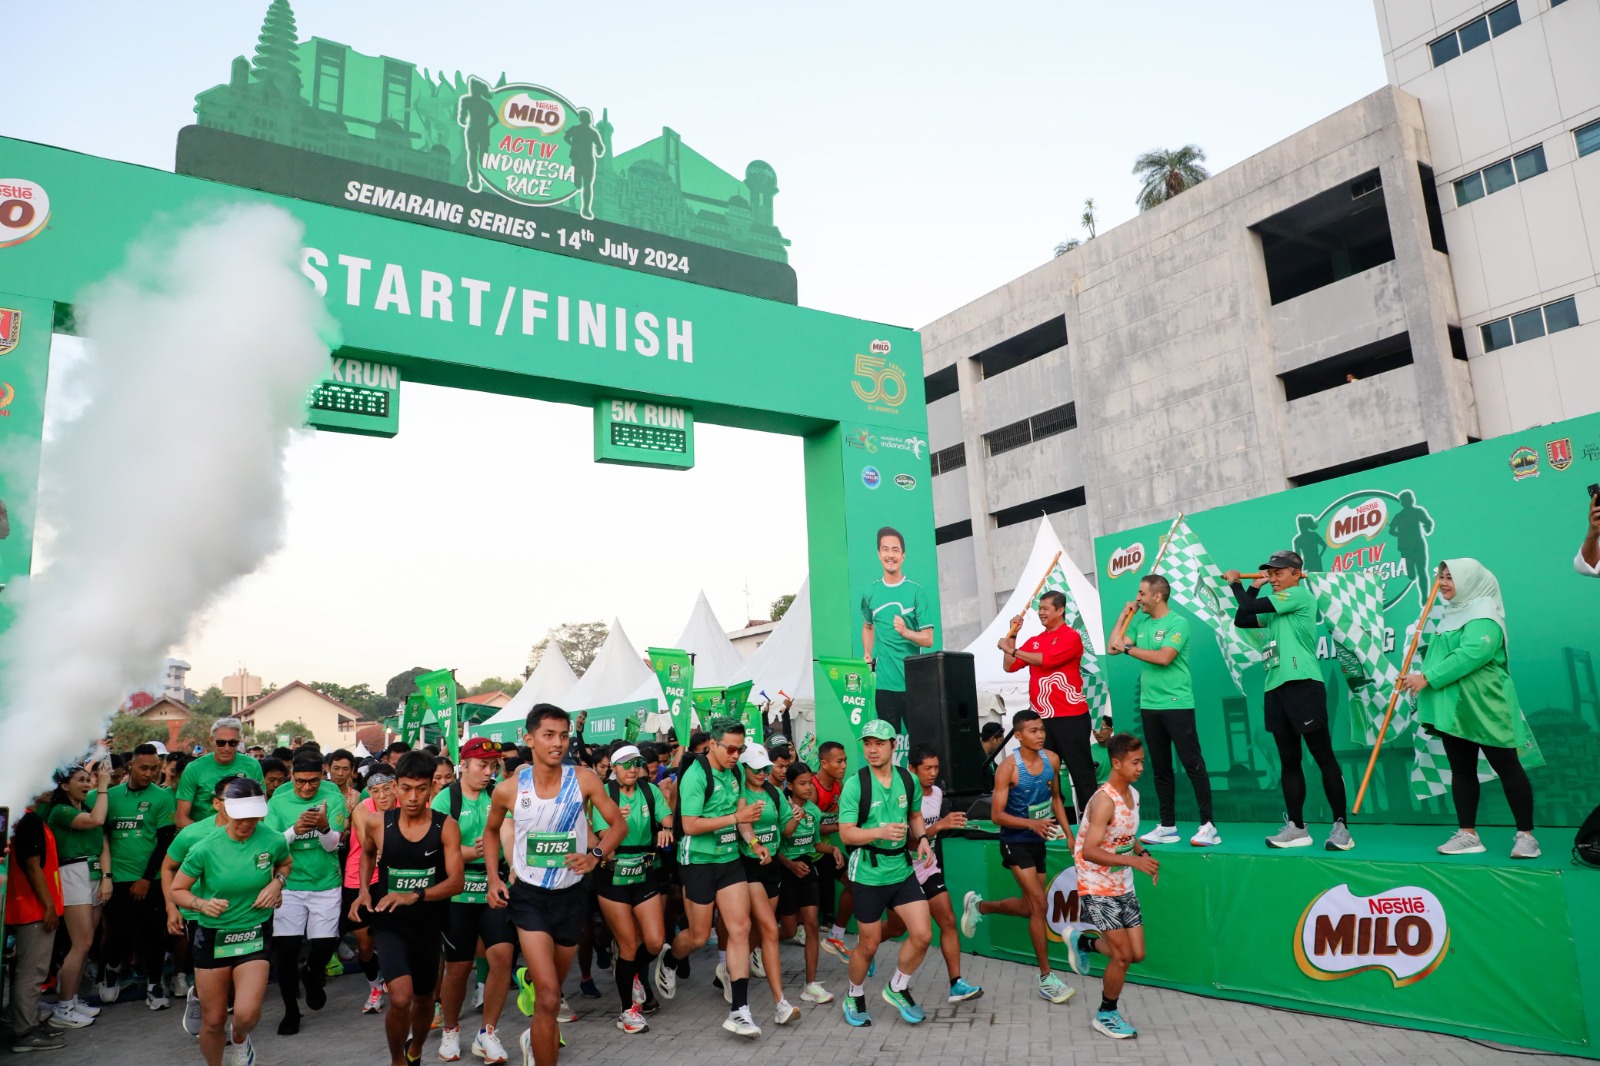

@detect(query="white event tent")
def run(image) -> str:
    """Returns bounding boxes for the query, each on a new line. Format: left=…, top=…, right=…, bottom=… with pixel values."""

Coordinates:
left=562, top=618, right=665, bottom=742
left=727, top=577, right=814, bottom=739
left=471, top=647, right=579, bottom=743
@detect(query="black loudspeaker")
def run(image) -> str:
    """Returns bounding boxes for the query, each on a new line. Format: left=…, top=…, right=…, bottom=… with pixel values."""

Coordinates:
left=904, top=651, right=988, bottom=796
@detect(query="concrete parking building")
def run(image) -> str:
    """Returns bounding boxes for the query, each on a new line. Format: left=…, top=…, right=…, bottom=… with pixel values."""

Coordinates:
left=923, top=0, right=1599, bottom=648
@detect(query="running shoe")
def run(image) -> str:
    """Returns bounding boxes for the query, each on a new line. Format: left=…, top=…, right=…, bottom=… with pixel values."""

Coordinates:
left=1139, top=824, right=1180, bottom=845
left=363, top=986, right=385, bottom=1014
left=147, top=984, right=171, bottom=1011
left=519, top=1029, right=532, bottom=1066
left=880, top=986, right=925, bottom=1024
left=556, top=999, right=576, bottom=1024
left=595, top=940, right=612, bottom=971
left=652, top=951, right=678, bottom=1001
left=276, top=1010, right=300, bottom=1036
left=67, top=998, right=100, bottom=1019
left=821, top=937, right=852, bottom=961
left=801, top=982, right=833, bottom=1004
left=947, top=977, right=984, bottom=1002
left=303, top=970, right=327, bottom=1011
left=960, top=891, right=983, bottom=938
left=432, top=1001, right=444, bottom=1028
left=774, top=998, right=800, bottom=1025
left=439, top=1026, right=462, bottom=1061
left=1436, top=829, right=1486, bottom=855
left=714, top=962, right=732, bottom=1005
left=171, top=972, right=192, bottom=998
left=1064, top=932, right=1094, bottom=976
left=472, top=1024, right=508, bottom=1064
left=578, top=978, right=601, bottom=1000
left=791, top=927, right=807, bottom=946
left=229, top=1033, right=256, bottom=1066
left=750, top=949, right=765, bottom=977
left=632, top=976, right=646, bottom=1005
left=9, top=1026, right=67, bottom=1052
left=1324, top=819, right=1355, bottom=852
left=183, top=987, right=203, bottom=1037
left=48, top=1002, right=94, bottom=1029
left=1265, top=817, right=1312, bottom=849
left=722, top=1006, right=761, bottom=1038
left=472, top=980, right=484, bottom=1012
left=1190, top=822, right=1222, bottom=847
left=1037, top=973, right=1075, bottom=1004
left=325, top=955, right=344, bottom=978
left=841, top=994, right=872, bottom=1027
left=616, top=1006, right=649, bottom=1034
left=514, top=970, right=537, bottom=1017
left=97, top=967, right=121, bottom=1005
left=1093, top=1009, right=1137, bottom=1039
left=1512, top=832, right=1542, bottom=860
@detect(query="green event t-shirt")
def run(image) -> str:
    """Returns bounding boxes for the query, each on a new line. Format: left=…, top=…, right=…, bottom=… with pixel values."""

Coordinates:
left=265, top=780, right=349, bottom=892
left=179, top=823, right=290, bottom=931
left=434, top=783, right=495, bottom=904
left=47, top=793, right=104, bottom=867
left=839, top=769, right=912, bottom=887
left=175, top=753, right=264, bottom=812
left=1261, top=584, right=1321, bottom=690
left=168, top=818, right=222, bottom=920
left=587, top=783, right=664, bottom=850
left=738, top=782, right=789, bottom=860
left=105, top=782, right=177, bottom=883
left=780, top=799, right=823, bottom=860
left=860, top=576, right=937, bottom=692
left=1127, top=612, right=1194, bottom=710
left=677, top=758, right=741, bottom=865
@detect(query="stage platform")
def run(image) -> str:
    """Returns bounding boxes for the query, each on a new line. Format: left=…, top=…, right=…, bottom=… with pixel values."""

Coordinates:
left=942, top=821, right=1599, bottom=1057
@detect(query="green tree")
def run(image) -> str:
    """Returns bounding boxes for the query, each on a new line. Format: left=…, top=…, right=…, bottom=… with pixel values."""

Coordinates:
left=528, top=621, right=609, bottom=677
left=108, top=714, right=166, bottom=752
left=469, top=676, right=524, bottom=696
left=1081, top=197, right=1098, bottom=240
left=769, top=594, right=796, bottom=622
left=1133, top=145, right=1209, bottom=211
left=252, top=0, right=302, bottom=98
left=176, top=711, right=222, bottom=754
left=309, top=681, right=382, bottom=719
left=386, top=667, right=430, bottom=700
left=253, top=718, right=316, bottom=747
left=191, top=685, right=233, bottom=718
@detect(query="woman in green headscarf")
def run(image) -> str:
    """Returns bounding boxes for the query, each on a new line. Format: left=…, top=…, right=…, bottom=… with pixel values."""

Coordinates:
left=1400, top=559, right=1538, bottom=859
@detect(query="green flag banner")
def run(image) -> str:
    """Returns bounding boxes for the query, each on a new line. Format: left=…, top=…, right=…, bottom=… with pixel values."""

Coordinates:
left=416, top=669, right=460, bottom=762
left=817, top=656, right=876, bottom=744
left=401, top=694, right=427, bottom=746
left=647, top=647, right=695, bottom=747
left=723, top=680, right=759, bottom=745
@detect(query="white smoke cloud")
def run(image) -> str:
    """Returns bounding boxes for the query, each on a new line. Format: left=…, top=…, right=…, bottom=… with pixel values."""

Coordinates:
left=0, top=205, right=331, bottom=808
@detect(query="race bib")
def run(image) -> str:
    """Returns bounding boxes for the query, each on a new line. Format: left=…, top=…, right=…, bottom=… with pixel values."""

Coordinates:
left=754, top=824, right=779, bottom=849
left=387, top=866, right=434, bottom=894
left=1263, top=641, right=1280, bottom=670
left=1027, top=799, right=1054, bottom=821
left=111, top=817, right=142, bottom=837
left=788, top=831, right=816, bottom=852
left=819, top=812, right=840, bottom=835
left=525, top=832, right=577, bottom=869
left=290, top=830, right=321, bottom=852
left=612, top=852, right=650, bottom=886
left=461, top=868, right=490, bottom=903
left=214, top=924, right=265, bottom=960
left=713, top=826, right=740, bottom=857
left=88, top=857, right=103, bottom=880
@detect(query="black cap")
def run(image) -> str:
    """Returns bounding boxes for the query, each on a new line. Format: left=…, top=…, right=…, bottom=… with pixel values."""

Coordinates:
left=1260, top=550, right=1304, bottom=571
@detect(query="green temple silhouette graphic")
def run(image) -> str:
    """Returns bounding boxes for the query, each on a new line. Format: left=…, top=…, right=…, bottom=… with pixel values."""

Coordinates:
left=188, top=0, right=790, bottom=266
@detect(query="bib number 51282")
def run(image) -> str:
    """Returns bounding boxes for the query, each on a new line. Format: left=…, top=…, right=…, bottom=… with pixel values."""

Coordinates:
left=851, top=355, right=906, bottom=407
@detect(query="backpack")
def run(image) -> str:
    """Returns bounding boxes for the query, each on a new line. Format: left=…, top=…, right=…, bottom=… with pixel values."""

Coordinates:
left=1575, top=804, right=1600, bottom=868
left=446, top=781, right=464, bottom=821
left=607, top=778, right=660, bottom=854
left=849, top=765, right=919, bottom=868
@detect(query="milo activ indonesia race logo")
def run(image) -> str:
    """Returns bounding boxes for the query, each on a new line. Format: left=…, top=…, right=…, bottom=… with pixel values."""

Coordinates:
left=1292, top=489, right=1434, bottom=611
left=457, top=80, right=603, bottom=218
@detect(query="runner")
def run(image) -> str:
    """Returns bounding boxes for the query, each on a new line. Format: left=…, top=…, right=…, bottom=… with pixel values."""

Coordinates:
left=960, top=711, right=1083, bottom=1001
left=775, top=761, right=836, bottom=1005
left=812, top=741, right=855, bottom=960
left=100, top=742, right=178, bottom=1010
left=588, top=742, right=672, bottom=1035
left=650, top=717, right=764, bottom=1039
left=170, top=777, right=292, bottom=1066
left=434, top=737, right=515, bottom=1063
left=164, top=775, right=233, bottom=1038
left=264, top=751, right=348, bottom=1036
left=44, top=760, right=112, bottom=1028
left=345, top=767, right=398, bottom=1014
left=482, top=705, right=629, bottom=1066
left=432, top=756, right=456, bottom=799
left=734, top=746, right=801, bottom=1026
left=351, top=751, right=466, bottom=1066
left=837, top=719, right=935, bottom=1027
left=326, top=749, right=360, bottom=815
left=4, top=790, right=69, bottom=1054
left=174, top=719, right=263, bottom=828
left=889, top=745, right=982, bottom=1003
left=1074, top=734, right=1159, bottom=1040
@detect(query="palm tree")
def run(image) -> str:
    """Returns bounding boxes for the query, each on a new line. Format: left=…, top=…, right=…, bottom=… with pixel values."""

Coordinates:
left=1133, top=145, right=1209, bottom=211
left=1080, top=198, right=1098, bottom=240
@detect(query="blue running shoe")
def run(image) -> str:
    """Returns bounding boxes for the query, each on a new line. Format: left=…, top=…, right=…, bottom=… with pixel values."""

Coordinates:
left=880, top=986, right=925, bottom=1024
left=842, top=994, right=872, bottom=1027
left=1093, top=1009, right=1137, bottom=1039
left=947, top=978, right=984, bottom=1003
left=1064, top=933, right=1095, bottom=977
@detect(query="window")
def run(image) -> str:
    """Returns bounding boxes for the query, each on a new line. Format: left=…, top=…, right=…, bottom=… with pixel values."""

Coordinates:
left=930, top=442, right=966, bottom=476
left=1480, top=296, right=1582, bottom=352
left=1429, top=2, right=1521, bottom=66
left=1576, top=119, right=1600, bottom=159
left=1253, top=169, right=1395, bottom=304
left=1419, top=164, right=1449, bottom=253
left=923, top=365, right=958, bottom=404
left=991, top=488, right=1087, bottom=529
left=313, top=43, right=344, bottom=113
left=982, top=403, right=1077, bottom=457
left=973, top=317, right=1067, bottom=379
left=934, top=519, right=973, bottom=546
left=1278, top=333, right=1415, bottom=401
left=381, top=62, right=411, bottom=125
left=1453, top=145, right=1547, bottom=205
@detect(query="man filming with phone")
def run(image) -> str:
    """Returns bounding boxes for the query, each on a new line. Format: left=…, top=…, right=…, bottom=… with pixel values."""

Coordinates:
left=1574, top=485, right=1600, bottom=576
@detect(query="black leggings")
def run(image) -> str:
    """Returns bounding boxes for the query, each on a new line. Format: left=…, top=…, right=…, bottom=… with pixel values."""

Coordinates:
left=1273, top=727, right=1347, bottom=825
left=1439, top=731, right=1534, bottom=831
left=1043, top=715, right=1098, bottom=823
left=274, top=934, right=339, bottom=1013
left=1140, top=709, right=1213, bottom=825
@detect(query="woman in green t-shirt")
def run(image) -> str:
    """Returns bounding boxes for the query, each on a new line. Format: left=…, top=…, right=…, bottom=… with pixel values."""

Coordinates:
left=170, top=777, right=291, bottom=1066
left=777, top=761, right=841, bottom=1006
left=1402, top=559, right=1540, bottom=859
left=736, top=746, right=801, bottom=1026
left=45, top=761, right=112, bottom=1028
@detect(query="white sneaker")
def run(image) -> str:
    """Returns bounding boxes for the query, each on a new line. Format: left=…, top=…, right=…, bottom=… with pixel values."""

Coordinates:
left=556, top=999, right=576, bottom=1024
left=715, top=962, right=732, bottom=1004
left=652, top=950, right=678, bottom=1000
left=519, top=1029, right=533, bottom=1066
left=171, top=972, right=193, bottom=998
left=67, top=997, right=100, bottom=1018
left=1139, top=825, right=1180, bottom=845
left=147, top=984, right=171, bottom=1011
left=960, top=891, right=983, bottom=938
left=1511, top=831, right=1542, bottom=860
left=1436, top=829, right=1486, bottom=855
left=439, top=1025, right=462, bottom=1061
left=632, top=976, right=646, bottom=1005
left=229, top=1033, right=256, bottom=1066
left=50, top=1002, right=95, bottom=1029
left=616, top=1005, right=649, bottom=1034
left=750, top=949, right=766, bottom=977
left=801, top=981, right=833, bottom=1004
left=363, top=985, right=385, bottom=1014
left=472, top=1024, right=509, bottom=1063
left=98, top=968, right=121, bottom=1005
left=792, top=927, right=807, bottom=946
left=1190, top=822, right=1222, bottom=847
left=722, top=1005, right=761, bottom=1038
left=775, top=998, right=800, bottom=1025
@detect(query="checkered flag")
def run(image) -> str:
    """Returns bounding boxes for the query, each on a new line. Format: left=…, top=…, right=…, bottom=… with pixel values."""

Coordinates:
left=1032, top=561, right=1112, bottom=721
left=1156, top=519, right=1265, bottom=693
left=1305, top=570, right=1406, bottom=746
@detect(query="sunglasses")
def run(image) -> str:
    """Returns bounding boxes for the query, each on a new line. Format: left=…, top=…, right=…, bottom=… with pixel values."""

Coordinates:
left=615, top=758, right=645, bottom=770
left=214, top=739, right=241, bottom=747
left=721, top=743, right=746, bottom=756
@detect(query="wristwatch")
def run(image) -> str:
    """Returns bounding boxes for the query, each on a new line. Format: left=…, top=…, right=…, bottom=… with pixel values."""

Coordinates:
left=273, top=871, right=288, bottom=886
left=589, top=846, right=605, bottom=860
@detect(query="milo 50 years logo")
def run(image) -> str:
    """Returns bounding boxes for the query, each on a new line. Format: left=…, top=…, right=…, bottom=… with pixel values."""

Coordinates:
left=1293, top=489, right=1434, bottom=610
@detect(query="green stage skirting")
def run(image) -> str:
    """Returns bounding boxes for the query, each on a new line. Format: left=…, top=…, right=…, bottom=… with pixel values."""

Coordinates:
left=942, top=823, right=1599, bottom=1057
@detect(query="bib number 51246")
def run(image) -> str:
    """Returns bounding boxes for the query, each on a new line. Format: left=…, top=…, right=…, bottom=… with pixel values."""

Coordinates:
left=851, top=354, right=906, bottom=407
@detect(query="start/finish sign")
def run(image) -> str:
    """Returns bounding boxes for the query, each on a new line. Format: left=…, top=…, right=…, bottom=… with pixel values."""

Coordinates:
left=594, top=397, right=694, bottom=470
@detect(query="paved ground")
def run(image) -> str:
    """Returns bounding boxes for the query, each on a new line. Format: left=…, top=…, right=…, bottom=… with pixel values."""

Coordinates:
left=24, top=941, right=1581, bottom=1065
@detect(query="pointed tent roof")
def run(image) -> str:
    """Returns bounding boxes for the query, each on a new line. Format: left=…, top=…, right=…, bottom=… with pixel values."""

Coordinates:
left=479, top=648, right=580, bottom=730
left=962, top=516, right=1107, bottom=713
left=565, top=618, right=664, bottom=713
left=728, top=577, right=811, bottom=702
left=673, top=591, right=745, bottom=689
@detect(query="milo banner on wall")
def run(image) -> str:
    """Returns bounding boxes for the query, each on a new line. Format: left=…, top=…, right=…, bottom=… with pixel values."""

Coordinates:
left=0, top=293, right=50, bottom=634
left=1094, top=410, right=1600, bottom=827
left=647, top=647, right=694, bottom=746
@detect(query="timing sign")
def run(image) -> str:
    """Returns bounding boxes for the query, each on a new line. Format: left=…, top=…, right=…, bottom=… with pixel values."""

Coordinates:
left=593, top=397, right=694, bottom=470
left=307, top=358, right=401, bottom=438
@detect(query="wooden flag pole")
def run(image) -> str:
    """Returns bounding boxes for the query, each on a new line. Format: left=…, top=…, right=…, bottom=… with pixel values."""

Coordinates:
left=1007, top=550, right=1063, bottom=639
left=1149, top=512, right=1185, bottom=575
left=1352, top=574, right=1443, bottom=815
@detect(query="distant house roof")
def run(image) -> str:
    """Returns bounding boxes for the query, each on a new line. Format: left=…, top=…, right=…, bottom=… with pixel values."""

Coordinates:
left=242, top=681, right=363, bottom=724
left=354, top=723, right=387, bottom=753
left=458, top=691, right=510, bottom=706
left=132, top=696, right=191, bottom=720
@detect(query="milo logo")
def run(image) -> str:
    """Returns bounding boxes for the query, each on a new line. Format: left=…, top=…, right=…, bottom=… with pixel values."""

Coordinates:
left=1294, top=883, right=1448, bottom=987
left=1107, top=543, right=1145, bottom=580
left=1296, top=489, right=1433, bottom=610
left=1043, top=867, right=1087, bottom=943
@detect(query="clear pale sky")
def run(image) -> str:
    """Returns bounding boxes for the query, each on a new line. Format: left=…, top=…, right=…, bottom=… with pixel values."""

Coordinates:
left=3, top=1, right=1386, bottom=693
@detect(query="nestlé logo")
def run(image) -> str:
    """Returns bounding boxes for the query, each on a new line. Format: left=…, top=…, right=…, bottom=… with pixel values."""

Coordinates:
left=1107, top=543, right=1145, bottom=579
left=1293, top=883, right=1448, bottom=987
left=499, top=93, right=567, bottom=133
